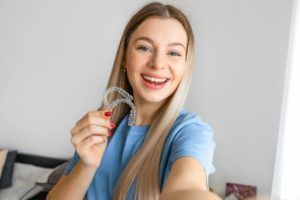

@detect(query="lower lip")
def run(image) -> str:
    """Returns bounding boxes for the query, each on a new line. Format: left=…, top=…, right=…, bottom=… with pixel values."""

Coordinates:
left=142, top=78, right=168, bottom=90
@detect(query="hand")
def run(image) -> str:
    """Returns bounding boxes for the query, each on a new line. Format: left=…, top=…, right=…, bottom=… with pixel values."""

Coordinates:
left=70, top=110, right=115, bottom=169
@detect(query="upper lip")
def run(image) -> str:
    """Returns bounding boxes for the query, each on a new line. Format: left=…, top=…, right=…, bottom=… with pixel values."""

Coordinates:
left=141, top=72, right=170, bottom=80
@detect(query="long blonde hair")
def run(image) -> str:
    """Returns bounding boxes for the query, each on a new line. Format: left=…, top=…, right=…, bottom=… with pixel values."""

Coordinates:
left=101, top=2, right=195, bottom=200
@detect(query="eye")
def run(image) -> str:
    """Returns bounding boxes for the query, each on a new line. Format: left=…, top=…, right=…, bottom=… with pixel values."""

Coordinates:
left=168, top=51, right=182, bottom=57
left=137, top=45, right=152, bottom=53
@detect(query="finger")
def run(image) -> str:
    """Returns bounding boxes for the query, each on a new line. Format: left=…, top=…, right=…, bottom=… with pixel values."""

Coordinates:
left=77, top=111, right=99, bottom=126
left=78, top=110, right=110, bottom=127
left=90, top=109, right=113, bottom=123
left=71, top=125, right=109, bottom=146
left=101, top=110, right=113, bottom=118
left=78, top=117, right=113, bottom=134
left=72, top=112, right=114, bottom=135
left=81, top=135, right=106, bottom=150
left=98, top=109, right=115, bottom=128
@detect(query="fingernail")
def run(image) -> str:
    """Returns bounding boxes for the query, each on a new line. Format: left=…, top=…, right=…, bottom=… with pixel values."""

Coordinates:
left=110, top=122, right=116, bottom=128
left=104, top=111, right=112, bottom=117
left=108, top=132, right=113, bottom=137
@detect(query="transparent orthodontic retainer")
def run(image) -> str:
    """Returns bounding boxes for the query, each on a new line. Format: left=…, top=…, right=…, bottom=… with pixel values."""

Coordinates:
left=102, top=86, right=136, bottom=126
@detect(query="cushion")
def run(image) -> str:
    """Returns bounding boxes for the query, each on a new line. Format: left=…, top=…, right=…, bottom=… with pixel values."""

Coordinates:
left=35, top=161, right=69, bottom=192
left=0, top=150, right=17, bottom=189
left=27, top=191, right=48, bottom=200
left=0, top=162, right=54, bottom=199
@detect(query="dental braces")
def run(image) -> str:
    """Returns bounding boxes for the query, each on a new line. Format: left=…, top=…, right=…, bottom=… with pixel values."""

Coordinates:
left=102, top=86, right=136, bottom=126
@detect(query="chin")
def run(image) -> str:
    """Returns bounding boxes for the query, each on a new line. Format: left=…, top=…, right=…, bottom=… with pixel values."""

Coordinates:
left=142, top=92, right=172, bottom=104
left=144, top=96, right=166, bottom=104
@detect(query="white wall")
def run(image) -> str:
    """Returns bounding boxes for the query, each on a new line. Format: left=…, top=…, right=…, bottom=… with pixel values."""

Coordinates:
left=0, top=0, right=293, bottom=197
left=179, top=0, right=293, bottom=197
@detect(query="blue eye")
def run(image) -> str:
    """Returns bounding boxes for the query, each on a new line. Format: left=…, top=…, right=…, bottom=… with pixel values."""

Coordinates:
left=168, top=51, right=181, bottom=57
left=137, top=46, right=152, bottom=52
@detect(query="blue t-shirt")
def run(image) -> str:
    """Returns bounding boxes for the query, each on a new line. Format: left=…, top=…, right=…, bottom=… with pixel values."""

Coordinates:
left=64, top=110, right=215, bottom=200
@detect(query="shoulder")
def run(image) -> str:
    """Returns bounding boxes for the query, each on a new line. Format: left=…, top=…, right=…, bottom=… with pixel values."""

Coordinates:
left=166, top=109, right=215, bottom=175
left=171, top=109, right=213, bottom=137
left=170, top=109, right=214, bottom=146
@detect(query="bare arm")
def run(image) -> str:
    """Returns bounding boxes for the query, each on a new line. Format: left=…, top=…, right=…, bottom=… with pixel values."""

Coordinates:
left=160, top=189, right=221, bottom=200
left=47, top=160, right=98, bottom=200
left=47, top=110, right=114, bottom=200
left=160, top=157, right=221, bottom=200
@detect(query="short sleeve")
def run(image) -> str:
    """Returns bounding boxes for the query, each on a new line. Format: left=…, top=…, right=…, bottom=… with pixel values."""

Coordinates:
left=169, top=120, right=215, bottom=176
left=63, top=151, right=80, bottom=176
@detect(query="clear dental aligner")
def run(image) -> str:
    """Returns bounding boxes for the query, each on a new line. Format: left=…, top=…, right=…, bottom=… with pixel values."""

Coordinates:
left=103, top=86, right=136, bottom=126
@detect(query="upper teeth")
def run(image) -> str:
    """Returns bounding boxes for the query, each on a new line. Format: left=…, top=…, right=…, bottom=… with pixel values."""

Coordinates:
left=142, top=75, right=167, bottom=83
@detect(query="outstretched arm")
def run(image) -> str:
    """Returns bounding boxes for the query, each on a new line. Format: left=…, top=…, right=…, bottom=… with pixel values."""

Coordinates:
left=47, top=160, right=97, bottom=200
left=160, top=157, right=221, bottom=200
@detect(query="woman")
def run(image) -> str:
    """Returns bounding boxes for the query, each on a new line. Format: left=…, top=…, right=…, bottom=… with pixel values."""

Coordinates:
left=47, top=2, right=218, bottom=200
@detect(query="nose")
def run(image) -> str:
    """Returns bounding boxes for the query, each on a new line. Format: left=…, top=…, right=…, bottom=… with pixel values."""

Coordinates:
left=149, top=51, right=166, bottom=70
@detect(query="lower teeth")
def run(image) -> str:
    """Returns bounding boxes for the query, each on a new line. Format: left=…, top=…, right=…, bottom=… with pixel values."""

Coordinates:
left=150, top=81, right=163, bottom=85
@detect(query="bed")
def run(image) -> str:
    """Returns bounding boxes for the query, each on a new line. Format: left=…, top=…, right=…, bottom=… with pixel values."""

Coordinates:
left=0, top=151, right=68, bottom=200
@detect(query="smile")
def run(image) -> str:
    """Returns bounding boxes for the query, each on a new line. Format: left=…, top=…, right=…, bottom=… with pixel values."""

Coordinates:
left=141, top=74, right=170, bottom=89
left=142, top=75, right=169, bottom=84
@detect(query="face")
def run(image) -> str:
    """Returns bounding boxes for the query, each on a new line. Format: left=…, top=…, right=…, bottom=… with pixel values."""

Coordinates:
left=124, top=17, right=188, bottom=106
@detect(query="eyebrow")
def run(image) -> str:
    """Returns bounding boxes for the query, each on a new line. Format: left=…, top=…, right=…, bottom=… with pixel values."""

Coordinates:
left=134, top=36, right=186, bottom=50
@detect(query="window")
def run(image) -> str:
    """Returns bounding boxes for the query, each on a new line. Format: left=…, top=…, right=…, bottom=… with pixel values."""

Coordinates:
left=272, top=0, right=300, bottom=200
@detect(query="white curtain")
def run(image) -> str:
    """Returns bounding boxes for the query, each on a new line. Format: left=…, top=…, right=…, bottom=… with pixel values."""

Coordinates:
left=272, top=0, right=300, bottom=200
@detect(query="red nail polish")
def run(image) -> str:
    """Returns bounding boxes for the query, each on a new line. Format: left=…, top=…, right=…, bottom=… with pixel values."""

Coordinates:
left=108, top=132, right=113, bottom=137
left=110, top=122, right=116, bottom=128
left=104, top=111, right=112, bottom=117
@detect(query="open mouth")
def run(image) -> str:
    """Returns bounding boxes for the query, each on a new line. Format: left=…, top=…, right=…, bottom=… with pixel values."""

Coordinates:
left=141, top=74, right=169, bottom=85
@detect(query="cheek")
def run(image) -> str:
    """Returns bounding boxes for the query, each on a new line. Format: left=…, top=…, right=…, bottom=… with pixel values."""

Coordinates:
left=126, top=70, right=137, bottom=83
left=126, top=68, right=141, bottom=88
left=124, top=48, right=134, bottom=67
left=171, top=64, right=186, bottom=83
left=125, top=49, right=143, bottom=69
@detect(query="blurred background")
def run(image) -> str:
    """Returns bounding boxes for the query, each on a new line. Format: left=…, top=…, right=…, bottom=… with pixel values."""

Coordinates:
left=0, top=0, right=296, bottom=198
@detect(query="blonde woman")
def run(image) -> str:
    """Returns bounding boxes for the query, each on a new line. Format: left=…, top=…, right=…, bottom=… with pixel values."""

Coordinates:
left=47, top=2, right=218, bottom=200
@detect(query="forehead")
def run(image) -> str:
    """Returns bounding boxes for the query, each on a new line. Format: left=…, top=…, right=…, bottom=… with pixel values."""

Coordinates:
left=130, top=17, right=188, bottom=46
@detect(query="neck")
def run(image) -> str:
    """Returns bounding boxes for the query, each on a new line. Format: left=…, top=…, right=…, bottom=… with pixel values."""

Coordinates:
left=134, top=99, right=164, bottom=126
